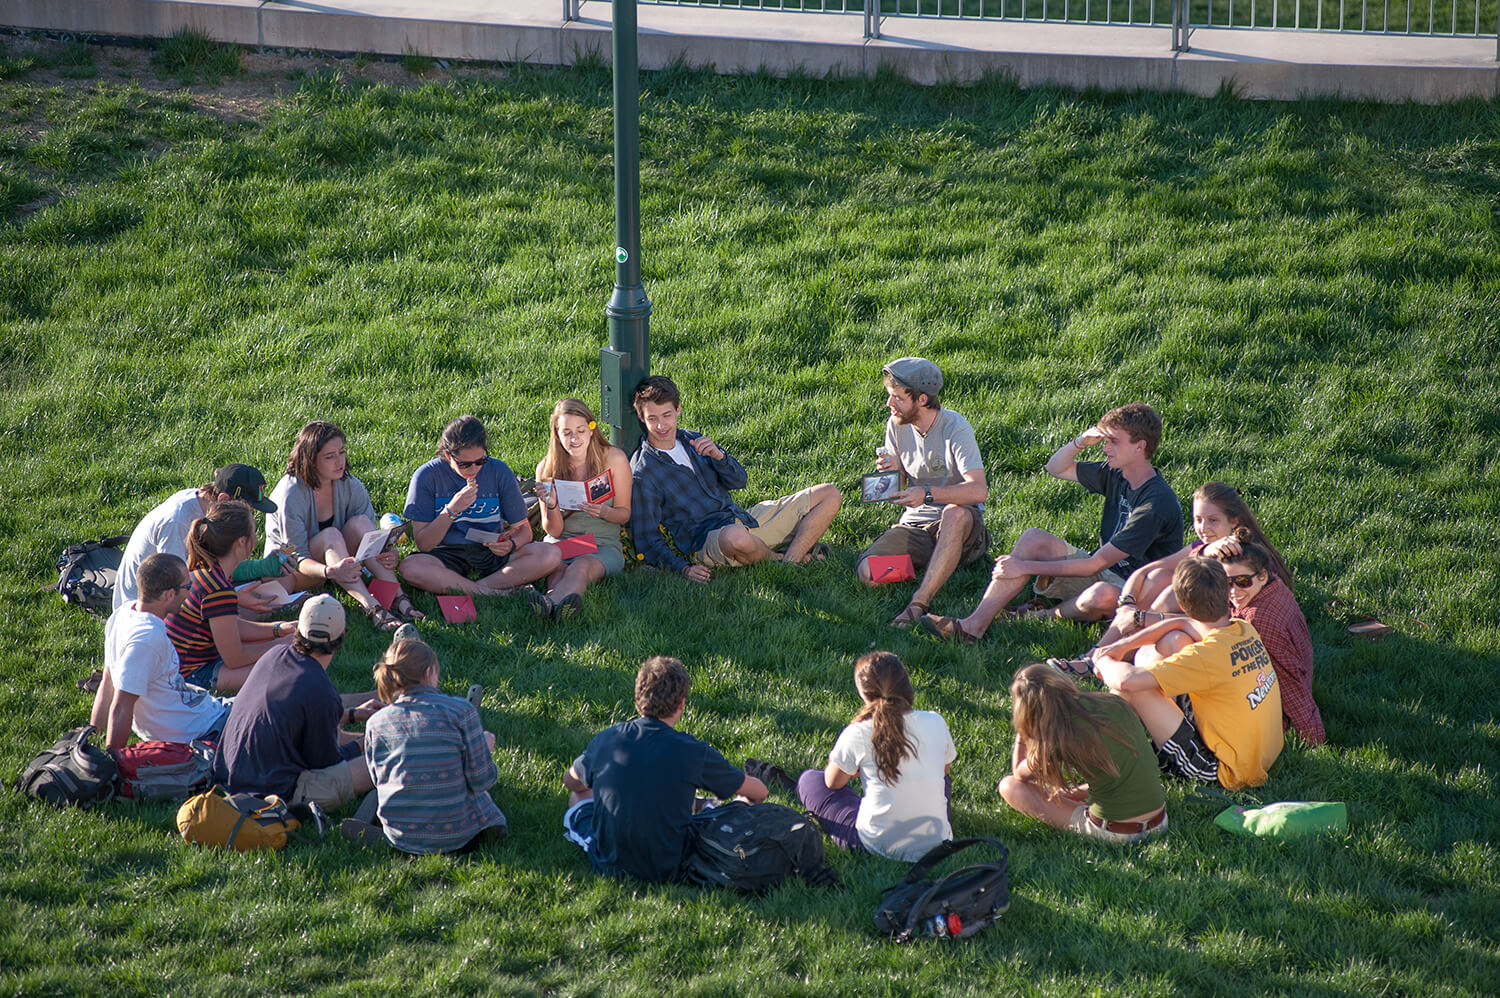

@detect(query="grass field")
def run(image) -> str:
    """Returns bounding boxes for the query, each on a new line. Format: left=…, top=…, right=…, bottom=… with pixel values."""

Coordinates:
left=1, top=35, right=1498, bottom=997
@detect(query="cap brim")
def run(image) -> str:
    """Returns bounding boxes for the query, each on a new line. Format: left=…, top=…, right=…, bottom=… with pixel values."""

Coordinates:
left=251, top=498, right=278, bottom=514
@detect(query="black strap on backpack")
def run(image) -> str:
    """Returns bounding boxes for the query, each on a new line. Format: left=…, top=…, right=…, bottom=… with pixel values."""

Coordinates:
left=874, top=836, right=1010, bottom=942
left=55, top=534, right=129, bottom=617
left=15, top=725, right=121, bottom=808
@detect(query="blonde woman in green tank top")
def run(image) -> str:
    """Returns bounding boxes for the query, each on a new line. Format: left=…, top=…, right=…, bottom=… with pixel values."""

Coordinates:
left=535, top=399, right=633, bottom=622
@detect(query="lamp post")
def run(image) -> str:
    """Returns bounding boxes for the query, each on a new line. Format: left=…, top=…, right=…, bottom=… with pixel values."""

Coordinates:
left=598, top=0, right=651, bottom=454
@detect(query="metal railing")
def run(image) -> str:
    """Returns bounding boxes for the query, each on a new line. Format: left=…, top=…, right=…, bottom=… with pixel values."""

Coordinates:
left=565, top=0, right=1499, bottom=55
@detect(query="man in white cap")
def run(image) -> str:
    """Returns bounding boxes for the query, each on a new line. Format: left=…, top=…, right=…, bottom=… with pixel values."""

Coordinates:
left=211, top=594, right=381, bottom=810
left=857, top=357, right=990, bottom=628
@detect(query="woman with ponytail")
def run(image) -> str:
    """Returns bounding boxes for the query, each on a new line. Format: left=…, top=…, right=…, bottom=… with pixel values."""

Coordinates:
left=1214, top=530, right=1325, bottom=745
left=165, top=500, right=295, bottom=693
left=792, top=652, right=956, bottom=860
left=344, top=637, right=506, bottom=854
left=1000, top=663, right=1166, bottom=843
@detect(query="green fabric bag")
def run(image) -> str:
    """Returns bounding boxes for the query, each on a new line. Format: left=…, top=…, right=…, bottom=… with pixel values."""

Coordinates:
left=1214, top=801, right=1347, bottom=839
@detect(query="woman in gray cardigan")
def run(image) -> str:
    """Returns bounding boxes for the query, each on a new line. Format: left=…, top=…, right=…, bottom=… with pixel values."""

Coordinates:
left=265, top=421, right=423, bottom=631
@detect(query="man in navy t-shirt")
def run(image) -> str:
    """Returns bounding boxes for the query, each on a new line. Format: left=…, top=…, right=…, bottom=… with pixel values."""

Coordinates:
left=922, top=403, right=1183, bottom=644
left=562, top=656, right=767, bottom=883
left=212, top=595, right=381, bottom=809
left=399, top=415, right=561, bottom=607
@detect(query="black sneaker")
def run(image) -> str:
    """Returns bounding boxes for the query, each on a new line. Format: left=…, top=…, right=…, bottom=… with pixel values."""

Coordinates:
left=523, top=588, right=554, bottom=618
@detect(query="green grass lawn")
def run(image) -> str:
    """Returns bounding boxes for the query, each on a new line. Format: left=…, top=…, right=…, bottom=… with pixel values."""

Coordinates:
left=1, top=38, right=1498, bottom=996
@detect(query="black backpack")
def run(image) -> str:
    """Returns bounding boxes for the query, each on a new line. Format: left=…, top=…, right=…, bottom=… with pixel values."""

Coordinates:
left=56, top=535, right=129, bottom=617
left=15, top=725, right=120, bottom=808
left=874, top=837, right=1011, bottom=942
left=681, top=801, right=839, bottom=892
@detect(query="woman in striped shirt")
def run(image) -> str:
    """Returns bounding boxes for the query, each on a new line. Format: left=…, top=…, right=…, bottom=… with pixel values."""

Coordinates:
left=350, top=638, right=506, bottom=854
left=165, top=500, right=295, bottom=693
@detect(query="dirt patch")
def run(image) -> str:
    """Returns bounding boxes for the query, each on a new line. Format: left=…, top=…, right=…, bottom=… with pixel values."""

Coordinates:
left=2, top=34, right=468, bottom=122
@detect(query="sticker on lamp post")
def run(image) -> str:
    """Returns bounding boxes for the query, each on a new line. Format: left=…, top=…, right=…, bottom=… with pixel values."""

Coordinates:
left=616, top=247, right=629, bottom=263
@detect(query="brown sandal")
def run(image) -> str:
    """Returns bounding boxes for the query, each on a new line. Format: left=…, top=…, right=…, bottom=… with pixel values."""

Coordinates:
left=364, top=603, right=402, bottom=633
left=917, top=614, right=980, bottom=646
left=889, top=600, right=929, bottom=629
left=389, top=591, right=426, bottom=623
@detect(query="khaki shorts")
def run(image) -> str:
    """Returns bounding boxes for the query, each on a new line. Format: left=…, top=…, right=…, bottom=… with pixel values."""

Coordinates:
left=859, top=505, right=990, bottom=571
left=293, top=758, right=361, bottom=811
left=698, top=486, right=820, bottom=567
left=1034, top=544, right=1126, bottom=601
left=1066, top=805, right=1168, bottom=844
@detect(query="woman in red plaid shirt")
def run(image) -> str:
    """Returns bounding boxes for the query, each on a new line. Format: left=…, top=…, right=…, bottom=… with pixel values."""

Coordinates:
left=1215, top=529, right=1326, bottom=746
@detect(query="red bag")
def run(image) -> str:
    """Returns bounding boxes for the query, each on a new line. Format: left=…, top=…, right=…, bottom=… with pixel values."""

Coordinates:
left=116, top=740, right=215, bottom=802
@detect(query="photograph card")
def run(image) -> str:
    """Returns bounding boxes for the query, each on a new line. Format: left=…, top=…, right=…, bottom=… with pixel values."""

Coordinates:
left=860, top=470, right=905, bottom=503
left=586, top=470, right=615, bottom=505
left=464, top=527, right=502, bottom=544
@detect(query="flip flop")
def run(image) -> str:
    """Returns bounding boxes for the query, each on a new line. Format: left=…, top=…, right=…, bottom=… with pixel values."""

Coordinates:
left=1347, top=618, right=1394, bottom=639
left=1047, top=655, right=1095, bottom=678
left=917, top=614, right=980, bottom=646
left=466, top=684, right=484, bottom=709
left=889, top=600, right=930, bottom=629
left=76, top=669, right=103, bottom=694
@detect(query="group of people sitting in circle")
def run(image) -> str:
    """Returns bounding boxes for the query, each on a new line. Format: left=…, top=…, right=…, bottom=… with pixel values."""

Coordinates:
left=86, top=355, right=1324, bottom=868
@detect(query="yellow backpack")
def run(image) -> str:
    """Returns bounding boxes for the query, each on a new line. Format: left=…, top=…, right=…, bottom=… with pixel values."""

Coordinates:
left=176, top=786, right=328, bottom=851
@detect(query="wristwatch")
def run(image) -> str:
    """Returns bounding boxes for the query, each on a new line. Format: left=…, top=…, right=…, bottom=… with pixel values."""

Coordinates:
left=924, top=487, right=934, bottom=506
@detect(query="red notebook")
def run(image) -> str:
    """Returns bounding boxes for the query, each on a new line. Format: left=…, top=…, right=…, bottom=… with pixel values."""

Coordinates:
left=866, top=554, right=915, bottom=584
left=437, top=595, right=477, bottom=624
left=368, top=579, right=401, bottom=610
left=555, top=534, right=599, bottom=560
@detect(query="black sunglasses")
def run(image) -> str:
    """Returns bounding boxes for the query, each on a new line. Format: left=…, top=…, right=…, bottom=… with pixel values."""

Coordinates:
left=451, top=453, right=488, bottom=471
left=1227, top=573, right=1260, bottom=589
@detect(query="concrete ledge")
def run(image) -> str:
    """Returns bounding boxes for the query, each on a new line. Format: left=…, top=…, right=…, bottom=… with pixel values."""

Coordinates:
left=1, top=0, right=1495, bottom=102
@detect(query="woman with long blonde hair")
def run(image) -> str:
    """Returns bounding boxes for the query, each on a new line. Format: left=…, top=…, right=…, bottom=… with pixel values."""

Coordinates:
left=999, top=664, right=1166, bottom=843
left=534, top=398, right=633, bottom=621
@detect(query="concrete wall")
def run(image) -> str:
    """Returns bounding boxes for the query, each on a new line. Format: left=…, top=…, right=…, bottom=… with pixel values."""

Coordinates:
left=1, top=0, right=1495, bottom=102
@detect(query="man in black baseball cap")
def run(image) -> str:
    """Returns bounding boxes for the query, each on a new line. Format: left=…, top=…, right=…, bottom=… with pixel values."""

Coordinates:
left=213, top=463, right=278, bottom=514
left=113, top=463, right=279, bottom=612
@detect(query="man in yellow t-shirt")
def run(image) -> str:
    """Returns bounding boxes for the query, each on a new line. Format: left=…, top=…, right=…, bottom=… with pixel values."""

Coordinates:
left=1094, top=557, right=1284, bottom=790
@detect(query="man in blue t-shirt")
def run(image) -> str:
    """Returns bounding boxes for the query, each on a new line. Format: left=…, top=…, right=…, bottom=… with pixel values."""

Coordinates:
left=562, top=656, right=767, bottom=883
left=399, top=415, right=561, bottom=607
left=922, top=403, right=1183, bottom=644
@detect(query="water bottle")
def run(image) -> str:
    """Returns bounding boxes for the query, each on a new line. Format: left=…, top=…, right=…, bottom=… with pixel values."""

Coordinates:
left=924, top=913, right=962, bottom=938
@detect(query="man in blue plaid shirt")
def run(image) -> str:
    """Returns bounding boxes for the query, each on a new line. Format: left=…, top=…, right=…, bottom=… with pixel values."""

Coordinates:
left=628, top=376, right=841, bottom=584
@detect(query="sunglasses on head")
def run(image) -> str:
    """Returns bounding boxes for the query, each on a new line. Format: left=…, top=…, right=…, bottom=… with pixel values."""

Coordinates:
left=1227, top=573, right=1261, bottom=589
left=451, top=454, right=488, bottom=471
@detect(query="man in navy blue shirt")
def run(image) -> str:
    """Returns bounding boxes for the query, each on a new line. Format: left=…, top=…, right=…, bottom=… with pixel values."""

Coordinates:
left=562, top=656, right=767, bottom=883
left=213, top=595, right=381, bottom=809
left=400, top=415, right=561, bottom=607
left=923, top=403, right=1183, bottom=644
left=629, top=376, right=841, bottom=584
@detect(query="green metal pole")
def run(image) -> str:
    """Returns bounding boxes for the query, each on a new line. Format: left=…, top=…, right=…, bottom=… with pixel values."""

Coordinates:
left=599, top=0, right=652, bottom=454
